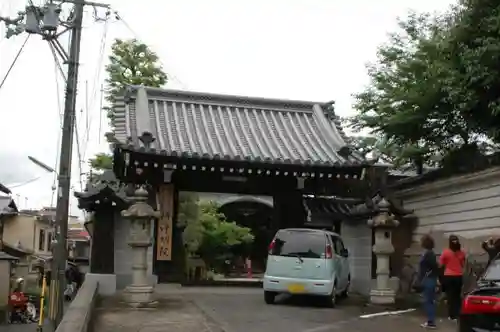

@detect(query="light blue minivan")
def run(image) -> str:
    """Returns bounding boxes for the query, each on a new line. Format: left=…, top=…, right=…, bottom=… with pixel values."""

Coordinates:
left=263, top=228, right=350, bottom=307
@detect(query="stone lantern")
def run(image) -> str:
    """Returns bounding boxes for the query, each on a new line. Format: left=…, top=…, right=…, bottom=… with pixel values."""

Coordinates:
left=367, top=198, right=399, bottom=305
left=121, top=185, right=160, bottom=306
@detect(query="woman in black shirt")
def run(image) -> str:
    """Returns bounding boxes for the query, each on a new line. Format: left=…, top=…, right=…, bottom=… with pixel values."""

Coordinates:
left=419, top=234, right=439, bottom=329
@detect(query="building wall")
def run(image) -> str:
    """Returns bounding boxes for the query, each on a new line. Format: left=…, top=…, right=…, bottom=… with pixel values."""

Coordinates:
left=2, top=213, right=54, bottom=255
left=341, top=221, right=372, bottom=296
left=398, top=167, right=500, bottom=258
left=0, top=261, right=11, bottom=308
left=3, top=214, right=35, bottom=251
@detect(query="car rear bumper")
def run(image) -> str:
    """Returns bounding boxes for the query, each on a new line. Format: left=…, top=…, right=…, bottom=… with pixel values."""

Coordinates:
left=263, top=275, right=333, bottom=296
left=459, top=314, right=500, bottom=332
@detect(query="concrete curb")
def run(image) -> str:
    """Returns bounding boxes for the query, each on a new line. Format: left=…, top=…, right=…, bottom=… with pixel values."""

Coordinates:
left=55, top=278, right=98, bottom=332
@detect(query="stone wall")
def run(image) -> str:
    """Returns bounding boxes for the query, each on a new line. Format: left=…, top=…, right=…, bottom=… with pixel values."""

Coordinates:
left=395, top=167, right=500, bottom=295
left=399, top=166, right=500, bottom=248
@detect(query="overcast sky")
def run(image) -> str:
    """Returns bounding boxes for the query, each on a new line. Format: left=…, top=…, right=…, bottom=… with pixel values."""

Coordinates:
left=0, top=0, right=454, bottom=218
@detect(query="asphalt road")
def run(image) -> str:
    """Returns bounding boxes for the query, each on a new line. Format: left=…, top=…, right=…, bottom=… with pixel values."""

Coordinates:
left=178, top=287, right=457, bottom=332
left=4, top=287, right=458, bottom=332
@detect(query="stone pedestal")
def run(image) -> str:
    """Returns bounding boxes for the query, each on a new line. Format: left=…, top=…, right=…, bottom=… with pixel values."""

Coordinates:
left=121, top=186, right=160, bottom=307
left=367, top=198, right=399, bottom=305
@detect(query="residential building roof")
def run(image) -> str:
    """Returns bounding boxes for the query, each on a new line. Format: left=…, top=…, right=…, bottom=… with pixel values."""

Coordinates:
left=0, top=195, right=18, bottom=216
left=67, top=229, right=90, bottom=242
left=111, top=86, right=365, bottom=167
left=0, top=251, right=18, bottom=261
left=0, top=182, right=11, bottom=195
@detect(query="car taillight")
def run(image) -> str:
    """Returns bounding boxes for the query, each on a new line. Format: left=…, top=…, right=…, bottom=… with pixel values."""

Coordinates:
left=268, top=240, right=276, bottom=254
left=462, top=295, right=500, bottom=314
left=325, top=244, right=333, bottom=259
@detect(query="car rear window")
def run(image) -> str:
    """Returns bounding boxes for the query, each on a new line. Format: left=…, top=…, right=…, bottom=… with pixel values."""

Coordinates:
left=484, top=259, right=500, bottom=280
left=271, top=230, right=326, bottom=258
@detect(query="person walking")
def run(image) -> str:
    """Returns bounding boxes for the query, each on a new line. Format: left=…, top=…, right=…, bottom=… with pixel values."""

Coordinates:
left=419, top=234, right=439, bottom=329
left=482, top=238, right=500, bottom=265
left=439, top=235, right=465, bottom=321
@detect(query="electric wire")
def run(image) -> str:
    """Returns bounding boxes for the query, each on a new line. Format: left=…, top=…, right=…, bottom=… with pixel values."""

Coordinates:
left=0, top=34, right=30, bottom=92
left=74, top=111, right=84, bottom=191
left=97, top=84, right=103, bottom=144
left=81, top=18, right=108, bottom=160
left=48, top=41, right=67, bottom=82
left=8, top=176, right=44, bottom=189
left=51, top=45, right=64, bottom=207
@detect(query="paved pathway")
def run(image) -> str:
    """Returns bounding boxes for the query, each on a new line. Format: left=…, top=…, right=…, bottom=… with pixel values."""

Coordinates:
left=93, top=295, right=222, bottom=332
left=93, top=286, right=458, bottom=332
left=2, top=319, right=50, bottom=332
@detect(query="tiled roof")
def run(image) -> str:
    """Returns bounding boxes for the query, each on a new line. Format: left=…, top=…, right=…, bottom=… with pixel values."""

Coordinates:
left=74, top=170, right=127, bottom=199
left=111, top=86, right=364, bottom=167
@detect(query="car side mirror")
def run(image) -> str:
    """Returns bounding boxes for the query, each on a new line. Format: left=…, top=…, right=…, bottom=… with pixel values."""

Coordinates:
left=340, top=248, right=349, bottom=258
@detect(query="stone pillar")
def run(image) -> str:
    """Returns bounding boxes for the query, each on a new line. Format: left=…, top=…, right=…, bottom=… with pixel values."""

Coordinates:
left=367, top=198, right=399, bottom=305
left=121, top=186, right=160, bottom=307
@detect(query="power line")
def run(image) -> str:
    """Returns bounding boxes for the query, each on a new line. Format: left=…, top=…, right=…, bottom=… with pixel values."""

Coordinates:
left=0, top=34, right=30, bottom=92
left=51, top=52, right=64, bottom=206
left=81, top=18, right=108, bottom=160
left=7, top=175, right=44, bottom=189
left=74, top=110, right=84, bottom=191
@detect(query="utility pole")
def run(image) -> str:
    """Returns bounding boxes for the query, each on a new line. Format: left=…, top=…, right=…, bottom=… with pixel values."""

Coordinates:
left=1, top=1, right=109, bottom=330
left=51, top=1, right=84, bottom=328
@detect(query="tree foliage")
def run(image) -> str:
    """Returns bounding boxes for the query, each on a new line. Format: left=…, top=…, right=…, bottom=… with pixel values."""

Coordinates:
left=88, top=38, right=168, bottom=171
left=349, top=135, right=438, bottom=172
left=181, top=199, right=254, bottom=269
left=88, top=152, right=113, bottom=171
left=350, top=1, right=500, bottom=169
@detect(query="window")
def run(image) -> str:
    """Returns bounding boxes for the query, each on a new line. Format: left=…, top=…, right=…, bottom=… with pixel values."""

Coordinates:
left=38, top=229, right=46, bottom=251
left=271, top=230, right=326, bottom=259
left=330, top=235, right=347, bottom=256
left=47, top=232, right=53, bottom=251
left=335, top=237, right=346, bottom=253
left=483, top=259, right=500, bottom=280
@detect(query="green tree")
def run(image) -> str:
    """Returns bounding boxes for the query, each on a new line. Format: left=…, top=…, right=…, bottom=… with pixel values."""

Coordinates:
left=350, top=135, right=439, bottom=173
left=350, top=8, right=498, bottom=169
left=442, top=0, right=500, bottom=141
left=182, top=200, right=254, bottom=271
left=88, top=38, right=168, bottom=171
left=88, top=152, right=113, bottom=171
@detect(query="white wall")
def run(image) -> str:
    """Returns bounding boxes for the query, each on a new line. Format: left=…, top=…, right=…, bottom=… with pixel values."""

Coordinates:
left=341, top=222, right=372, bottom=296
left=398, top=167, right=500, bottom=255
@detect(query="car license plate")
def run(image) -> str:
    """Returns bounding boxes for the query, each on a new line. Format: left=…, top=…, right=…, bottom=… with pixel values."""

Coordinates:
left=288, top=284, right=305, bottom=293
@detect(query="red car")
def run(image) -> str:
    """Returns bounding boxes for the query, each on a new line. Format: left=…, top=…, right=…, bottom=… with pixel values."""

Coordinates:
left=459, top=257, right=500, bottom=332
